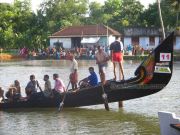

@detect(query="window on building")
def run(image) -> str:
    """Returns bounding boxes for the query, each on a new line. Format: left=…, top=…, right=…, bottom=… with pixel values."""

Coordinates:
left=132, top=37, right=139, bottom=45
left=149, top=36, right=155, bottom=46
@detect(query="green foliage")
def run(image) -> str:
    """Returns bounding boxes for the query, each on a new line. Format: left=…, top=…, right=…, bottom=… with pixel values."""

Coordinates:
left=86, top=2, right=110, bottom=24
left=0, top=0, right=179, bottom=50
left=119, top=0, right=144, bottom=28
left=141, top=0, right=176, bottom=29
left=40, top=0, right=88, bottom=33
left=166, top=0, right=180, bottom=26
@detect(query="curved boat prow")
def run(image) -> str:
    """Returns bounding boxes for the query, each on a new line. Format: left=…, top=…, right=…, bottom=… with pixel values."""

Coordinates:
left=135, top=32, right=174, bottom=89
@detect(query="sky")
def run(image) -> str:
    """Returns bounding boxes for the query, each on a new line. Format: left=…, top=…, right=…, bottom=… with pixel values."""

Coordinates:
left=0, top=0, right=156, bottom=12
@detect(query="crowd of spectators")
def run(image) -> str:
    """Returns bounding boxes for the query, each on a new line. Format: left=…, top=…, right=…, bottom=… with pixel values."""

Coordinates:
left=18, top=44, right=152, bottom=60
left=19, top=46, right=103, bottom=60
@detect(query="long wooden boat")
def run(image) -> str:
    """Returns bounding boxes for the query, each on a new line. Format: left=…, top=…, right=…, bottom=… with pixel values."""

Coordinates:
left=0, top=32, right=174, bottom=109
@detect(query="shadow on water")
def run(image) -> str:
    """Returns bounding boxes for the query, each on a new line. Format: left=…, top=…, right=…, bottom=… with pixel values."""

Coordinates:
left=0, top=108, right=160, bottom=135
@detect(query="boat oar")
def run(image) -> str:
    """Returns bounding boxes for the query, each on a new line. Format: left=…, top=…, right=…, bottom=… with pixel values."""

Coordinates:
left=58, top=81, right=71, bottom=112
left=101, top=84, right=110, bottom=111
left=36, top=80, right=43, bottom=92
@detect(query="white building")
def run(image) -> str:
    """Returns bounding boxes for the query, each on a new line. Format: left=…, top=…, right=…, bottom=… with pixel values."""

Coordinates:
left=174, top=31, right=180, bottom=50
left=123, top=27, right=161, bottom=50
left=49, top=24, right=122, bottom=49
left=123, top=27, right=180, bottom=50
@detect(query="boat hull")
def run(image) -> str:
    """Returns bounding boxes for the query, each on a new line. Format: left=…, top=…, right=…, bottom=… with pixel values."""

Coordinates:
left=0, top=32, right=174, bottom=110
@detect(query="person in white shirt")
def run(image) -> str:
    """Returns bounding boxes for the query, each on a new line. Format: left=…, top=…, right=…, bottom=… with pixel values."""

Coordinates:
left=69, top=55, right=78, bottom=90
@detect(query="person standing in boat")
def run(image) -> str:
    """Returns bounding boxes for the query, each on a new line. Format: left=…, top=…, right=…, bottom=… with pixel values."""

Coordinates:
left=25, top=75, right=38, bottom=98
left=43, top=75, right=52, bottom=98
left=95, top=46, right=109, bottom=84
left=53, top=73, right=65, bottom=95
left=110, top=36, right=125, bottom=81
left=69, top=54, right=78, bottom=90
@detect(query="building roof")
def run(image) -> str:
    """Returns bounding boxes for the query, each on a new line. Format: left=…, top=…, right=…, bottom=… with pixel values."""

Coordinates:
left=123, top=27, right=161, bottom=36
left=50, top=24, right=121, bottom=38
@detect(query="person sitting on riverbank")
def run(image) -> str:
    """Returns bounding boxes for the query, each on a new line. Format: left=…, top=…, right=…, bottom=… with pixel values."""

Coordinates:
left=25, top=75, right=38, bottom=98
left=79, top=67, right=98, bottom=88
left=53, top=74, right=65, bottom=95
left=43, top=75, right=52, bottom=98
left=5, top=80, right=21, bottom=102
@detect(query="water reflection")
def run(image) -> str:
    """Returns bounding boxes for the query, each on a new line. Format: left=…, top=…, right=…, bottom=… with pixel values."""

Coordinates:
left=0, top=108, right=160, bottom=135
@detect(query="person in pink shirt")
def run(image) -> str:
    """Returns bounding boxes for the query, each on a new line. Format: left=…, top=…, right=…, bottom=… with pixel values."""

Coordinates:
left=53, top=74, right=65, bottom=94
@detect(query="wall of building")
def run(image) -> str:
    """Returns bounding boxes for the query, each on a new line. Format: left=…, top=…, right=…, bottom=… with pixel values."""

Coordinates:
left=175, top=36, right=180, bottom=50
left=123, top=36, right=161, bottom=50
left=124, top=27, right=160, bottom=37
left=98, top=37, right=108, bottom=47
left=50, top=38, right=71, bottom=48
left=108, top=35, right=116, bottom=46
left=155, top=37, right=160, bottom=46
left=124, top=37, right=131, bottom=49
left=139, top=37, right=149, bottom=50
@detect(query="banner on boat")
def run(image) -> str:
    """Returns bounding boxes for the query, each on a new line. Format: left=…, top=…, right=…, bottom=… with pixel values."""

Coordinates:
left=160, top=53, right=171, bottom=62
left=154, top=66, right=171, bottom=73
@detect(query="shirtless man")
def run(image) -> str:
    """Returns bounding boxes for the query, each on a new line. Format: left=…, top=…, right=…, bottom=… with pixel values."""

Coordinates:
left=95, top=46, right=109, bottom=84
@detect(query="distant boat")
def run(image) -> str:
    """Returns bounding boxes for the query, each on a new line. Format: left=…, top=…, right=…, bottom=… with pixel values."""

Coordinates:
left=0, top=33, right=174, bottom=110
left=158, top=111, right=180, bottom=135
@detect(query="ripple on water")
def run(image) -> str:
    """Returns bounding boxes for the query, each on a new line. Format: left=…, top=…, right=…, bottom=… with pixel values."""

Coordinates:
left=0, top=60, right=179, bottom=134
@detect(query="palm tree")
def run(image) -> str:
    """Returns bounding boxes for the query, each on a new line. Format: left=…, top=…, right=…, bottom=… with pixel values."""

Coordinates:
left=157, top=0, right=166, bottom=40
left=169, top=0, right=180, bottom=27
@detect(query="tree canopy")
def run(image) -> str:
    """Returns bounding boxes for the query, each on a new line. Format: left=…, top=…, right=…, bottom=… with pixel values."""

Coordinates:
left=0, top=0, right=178, bottom=49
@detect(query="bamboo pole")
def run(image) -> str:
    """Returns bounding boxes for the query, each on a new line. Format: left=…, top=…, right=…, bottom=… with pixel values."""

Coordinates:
left=157, top=0, right=166, bottom=40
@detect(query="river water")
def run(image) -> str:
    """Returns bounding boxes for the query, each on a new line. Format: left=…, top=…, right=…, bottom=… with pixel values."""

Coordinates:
left=0, top=60, right=179, bottom=135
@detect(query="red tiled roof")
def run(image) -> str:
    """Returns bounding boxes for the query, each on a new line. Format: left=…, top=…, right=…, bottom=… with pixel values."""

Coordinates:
left=50, top=24, right=121, bottom=37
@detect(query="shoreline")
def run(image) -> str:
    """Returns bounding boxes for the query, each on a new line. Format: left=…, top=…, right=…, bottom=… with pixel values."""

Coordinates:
left=1, top=53, right=180, bottom=61
left=0, top=53, right=23, bottom=61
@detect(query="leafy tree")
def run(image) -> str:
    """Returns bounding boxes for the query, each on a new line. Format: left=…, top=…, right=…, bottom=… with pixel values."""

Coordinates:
left=120, top=0, right=144, bottom=27
left=103, top=0, right=144, bottom=31
left=85, top=2, right=110, bottom=25
left=103, top=0, right=122, bottom=30
left=0, top=0, right=179, bottom=50
left=167, top=0, right=180, bottom=26
left=142, top=0, right=176, bottom=30
left=0, top=3, right=15, bottom=48
left=40, top=0, right=88, bottom=33
left=13, top=0, right=35, bottom=49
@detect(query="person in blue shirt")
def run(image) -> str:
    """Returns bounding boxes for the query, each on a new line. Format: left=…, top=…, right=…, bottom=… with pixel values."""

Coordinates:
left=79, top=67, right=98, bottom=88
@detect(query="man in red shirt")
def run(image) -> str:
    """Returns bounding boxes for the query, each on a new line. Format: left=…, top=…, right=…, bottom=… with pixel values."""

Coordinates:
left=110, top=36, right=125, bottom=81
